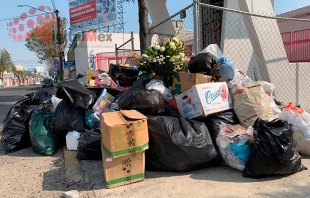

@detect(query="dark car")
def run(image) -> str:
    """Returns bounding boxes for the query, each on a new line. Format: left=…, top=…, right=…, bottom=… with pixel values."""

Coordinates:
left=42, top=78, right=54, bottom=88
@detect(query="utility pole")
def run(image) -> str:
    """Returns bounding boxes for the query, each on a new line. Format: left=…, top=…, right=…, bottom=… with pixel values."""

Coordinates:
left=55, top=10, right=64, bottom=80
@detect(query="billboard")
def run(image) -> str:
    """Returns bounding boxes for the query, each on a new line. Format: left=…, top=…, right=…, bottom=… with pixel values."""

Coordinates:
left=68, top=0, right=117, bottom=31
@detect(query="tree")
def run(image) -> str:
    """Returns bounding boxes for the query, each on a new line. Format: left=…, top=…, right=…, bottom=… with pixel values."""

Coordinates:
left=0, top=49, right=13, bottom=79
left=25, top=17, right=66, bottom=68
left=125, top=0, right=148, bottom=51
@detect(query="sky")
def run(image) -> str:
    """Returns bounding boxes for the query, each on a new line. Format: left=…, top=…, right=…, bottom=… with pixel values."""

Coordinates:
left=0, top=0, right=309, bottom=71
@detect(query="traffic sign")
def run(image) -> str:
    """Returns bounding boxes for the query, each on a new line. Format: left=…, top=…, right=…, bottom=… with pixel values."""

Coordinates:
left=64, top=61, right=76, bottom=67
left=57, top=44, right=64, bottom=52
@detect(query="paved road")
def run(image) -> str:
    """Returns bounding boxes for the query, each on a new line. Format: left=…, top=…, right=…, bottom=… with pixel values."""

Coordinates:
left=0, top=85, right=55, bottom=122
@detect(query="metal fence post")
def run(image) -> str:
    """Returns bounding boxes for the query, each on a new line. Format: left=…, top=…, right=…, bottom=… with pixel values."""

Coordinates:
left=131, top=31, right=134, bottom=51
left=115, top=44, right=119, bottom=65
left=193, top=0, right=199, bottom=55
left=147, top=22, right=151, bottom=47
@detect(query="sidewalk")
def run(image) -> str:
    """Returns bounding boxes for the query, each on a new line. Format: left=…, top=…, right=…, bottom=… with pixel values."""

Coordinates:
left=63, top=148, right=310, bottom=198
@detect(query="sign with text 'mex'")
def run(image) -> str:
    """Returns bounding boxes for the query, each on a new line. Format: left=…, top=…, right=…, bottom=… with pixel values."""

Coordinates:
left=64, top=61, right=76, bottom=67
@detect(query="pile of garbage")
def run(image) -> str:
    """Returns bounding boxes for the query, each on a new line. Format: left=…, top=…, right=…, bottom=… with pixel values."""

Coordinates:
left=1, top=44, right=310, bottom=189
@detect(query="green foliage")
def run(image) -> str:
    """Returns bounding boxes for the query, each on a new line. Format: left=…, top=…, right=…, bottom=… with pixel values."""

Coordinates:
left=139, top=35, right=188, bottom=78
left=0, top=49, right=12, bottom=74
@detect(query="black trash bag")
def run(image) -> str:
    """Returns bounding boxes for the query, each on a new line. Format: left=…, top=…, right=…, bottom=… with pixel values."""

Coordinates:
left=243, top=118, right=306, bottom=178
left=0, top=93, right=44, bottom=153
left=76, top=131, right=102, bottom=160
left=54, top=100, right=86, bottom=137
left=33, top=90, right=52, bottom=103
left=56, top=79, right=97, bottom=109
left=188, top=52, right=221, bottom=79
left=202, top=110, right=239, bottom=145
left=146, top=115, right=221, bottom=172
left=118, top=88, right=167, bottom=115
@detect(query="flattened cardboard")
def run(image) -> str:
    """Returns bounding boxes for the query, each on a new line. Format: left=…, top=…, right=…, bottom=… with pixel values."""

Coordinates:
left=101, top=144, right=145, bottom=189
left=100, top=110, right=149, bottom=157
left=171, top=72, right=215, bottom=95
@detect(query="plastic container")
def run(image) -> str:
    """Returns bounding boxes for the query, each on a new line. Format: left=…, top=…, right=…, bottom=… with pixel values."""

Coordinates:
left=66, top=131, right=80, bottom=150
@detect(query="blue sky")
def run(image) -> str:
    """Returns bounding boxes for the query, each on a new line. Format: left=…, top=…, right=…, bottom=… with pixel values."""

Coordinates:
left=0, top=0, right=309, bottom=70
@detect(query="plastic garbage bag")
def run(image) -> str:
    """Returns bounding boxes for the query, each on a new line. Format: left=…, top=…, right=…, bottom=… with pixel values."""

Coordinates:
left=202, top=110, right=239, bottom=146
left=146, top=79, right=173, bottom=101
left=56, top=79, right=97, bottom=109
left=279, top=102, right=310, bottom=156
left=54, top=100, right=86, bottom=136
left=1, top=91, right=51, bottom=153
left=261, top=81, right=276, bottom=98
left=200, top=44, right=223, bottom=58
left=216, top=124, right=251, bottom=171
left=51, top=95, right=62, bottom=113
left=118, top=88, right=167, bottom=115
left=188, top=52, right=221, bottom=79
left=29, top=108, right=57, bottom=156
left=243, top=118, right=306, bottom=178
left=217, top=57, right=235, bottom=80
left=76, top=131, right=102, bottom=160
left=146, top=115, right=221, bottom=172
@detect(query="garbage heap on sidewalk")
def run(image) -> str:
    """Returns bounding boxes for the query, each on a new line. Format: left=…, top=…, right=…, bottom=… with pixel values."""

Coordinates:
left=1, top=38, right=310, bottom=189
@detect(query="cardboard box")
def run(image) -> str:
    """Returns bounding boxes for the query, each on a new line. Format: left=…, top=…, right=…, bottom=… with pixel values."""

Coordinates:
left=175, top=82, right=233, bottom=119
left=100, top=110, right=149, bottom=157
left=119, top=51, right=141, bottom=67
left=171, top=72, right=215, bottom=95
left=101, top=144, right=145, bottom=189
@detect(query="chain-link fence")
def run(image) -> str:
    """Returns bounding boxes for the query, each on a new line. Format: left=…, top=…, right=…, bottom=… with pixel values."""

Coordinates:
left=147, top=1, right=310, bottom=110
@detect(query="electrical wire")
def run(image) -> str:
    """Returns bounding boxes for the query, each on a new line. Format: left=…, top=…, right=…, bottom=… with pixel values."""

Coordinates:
left=0, top=12, right=53, bottom=22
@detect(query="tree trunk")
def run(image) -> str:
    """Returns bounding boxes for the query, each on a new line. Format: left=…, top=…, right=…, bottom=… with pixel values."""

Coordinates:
left=138, top=0, right=148, bottom=51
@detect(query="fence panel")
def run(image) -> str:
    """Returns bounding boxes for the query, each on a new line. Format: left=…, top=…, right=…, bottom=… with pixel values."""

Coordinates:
left=147, top=1, right=310, bottom=110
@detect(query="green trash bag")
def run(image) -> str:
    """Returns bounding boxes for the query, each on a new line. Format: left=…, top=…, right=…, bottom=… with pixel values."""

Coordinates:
left=29, top=109, right=58, bottom=156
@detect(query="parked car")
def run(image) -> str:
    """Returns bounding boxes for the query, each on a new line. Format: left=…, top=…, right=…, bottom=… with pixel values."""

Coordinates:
left=42, top=78, right=54, bottom=88
left=19, top=83, right=24, bottom=86
left=35, top=81, right=41, bottom=85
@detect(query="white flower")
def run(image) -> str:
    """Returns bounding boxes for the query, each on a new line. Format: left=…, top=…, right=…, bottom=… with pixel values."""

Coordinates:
left=142, top=54, right=148, bottom=58
left=153, top=58, right=156, bottom=62
left=179, top=52, right=185, bottom=58
left=177, top=55, right=180, bottom=59
left=169, top=42, right=175, bottom=47
left=181, top=58, right=185, bottom=62
left=140, top=63, right=144, bottom=65
left=143, top=61, right=146, bottom=64
left=166, top=55, right=170, bottom=58
left=160, top=55, right=163, bottom=57
left=154, top=45, right=160, bottom=50
left=156, top=56, right=159, bottom=59
left=160, top=46, right=165, bottom=52
left=163, top=62, right=165, bottom=64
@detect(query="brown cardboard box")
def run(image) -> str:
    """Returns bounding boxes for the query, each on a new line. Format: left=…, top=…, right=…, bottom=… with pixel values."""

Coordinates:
left=100, top=110, right=149, bottom=158
left=119, top=51, right=141, bottom=67
left=101, top=144, right=145, bottom=189
left=171, top=72, right=216, bottom=95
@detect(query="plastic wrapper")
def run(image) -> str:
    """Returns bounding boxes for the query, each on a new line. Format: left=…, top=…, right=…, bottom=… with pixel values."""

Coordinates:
left=54, top=100, right=86, bottom=136
left=188, top=52, right=221, bottom=79
left=92, top=89, right=113, bottom=114
left=146, top=115, right=221, bottom=172
left=51, top=95, right=62, bottom=113
left=261, top=81, right=275, bottom=97
left=279, top=102, right=310, bottom=156
left=56, top=79, right=97, bottom=109
left=1, top=90, right=52, bottom=153
left=202, top=110, right=239, bottom=147
left=267, top=96, right=281, bottom=116
left=243, top=118, right=306, bottom=178
left=86, top=107, right=99, bottom=131
left=76, top=131, right=102, bottom=160
left=29, top=108, right=57, bottom=156
left=216, top=124, right=251, bottom=171
left=118, top=88, right=168, bottom=115
left=146, top=79, right=173, bottom=101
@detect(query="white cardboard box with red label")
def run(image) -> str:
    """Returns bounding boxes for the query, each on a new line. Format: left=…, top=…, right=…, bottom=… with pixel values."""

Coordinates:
left=175, top=82, right=233, bottom=119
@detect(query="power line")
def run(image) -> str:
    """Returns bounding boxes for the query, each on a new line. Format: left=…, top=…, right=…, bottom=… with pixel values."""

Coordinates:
left=0, top=12, right=53, bottom=22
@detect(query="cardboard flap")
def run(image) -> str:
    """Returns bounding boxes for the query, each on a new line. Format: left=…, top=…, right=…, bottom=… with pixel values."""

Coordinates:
left=120, top=110, right=147, bottom=120
left=101, top=111, right=128, bottom=126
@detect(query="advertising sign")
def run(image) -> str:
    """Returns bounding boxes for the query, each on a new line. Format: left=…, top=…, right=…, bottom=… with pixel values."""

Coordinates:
left=68, top=0, right=117, bottom=31
left=53, top=56, right=60, bottom=71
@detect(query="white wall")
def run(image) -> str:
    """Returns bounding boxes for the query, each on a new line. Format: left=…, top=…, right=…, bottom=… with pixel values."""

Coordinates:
left=74, top=32, right=140, bottom=75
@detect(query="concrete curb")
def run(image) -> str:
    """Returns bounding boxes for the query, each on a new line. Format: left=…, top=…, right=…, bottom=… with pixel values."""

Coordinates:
left=63, top=146, right=84, bottom=187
